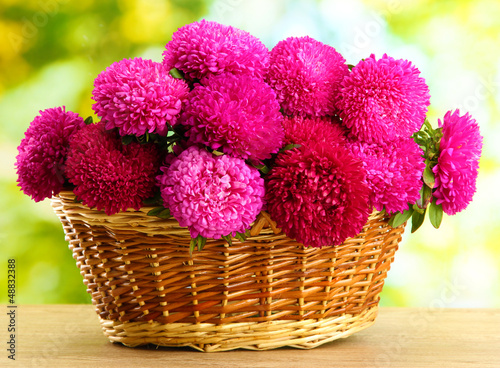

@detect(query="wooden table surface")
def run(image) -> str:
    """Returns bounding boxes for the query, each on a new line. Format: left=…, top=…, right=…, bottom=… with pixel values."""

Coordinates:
left=1, top=305, right=499, bottom=367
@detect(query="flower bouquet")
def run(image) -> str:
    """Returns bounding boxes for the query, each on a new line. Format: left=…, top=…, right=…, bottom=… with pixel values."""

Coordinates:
left=16, top=20, right=482, bottom=352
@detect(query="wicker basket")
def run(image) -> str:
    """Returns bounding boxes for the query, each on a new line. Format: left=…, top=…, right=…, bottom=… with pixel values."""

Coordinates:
left=51, top=190, right=405, bottom=352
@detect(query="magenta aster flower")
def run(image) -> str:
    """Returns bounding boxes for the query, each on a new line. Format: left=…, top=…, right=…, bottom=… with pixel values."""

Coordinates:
left=348, top=138, right=425, bottom=214
left=283, top=115, right=347, bottom=147
left=157, top=146, right=265, bottom=239
left=338, top=54, right=430, bottom=143
left=266, top=36, right=349, bottom=117
left=181, top=73, right=284, bottom=161
left=162, top=20, right=269, bottom=81
left=15, top=107, right=85, bottom=202
left=265, top=142, right=371, bottom=247
left=92, top=57, right=189, bottom=136
left=432, top=110, right=483, bottom=215
left=65, top=122, right=161, bottom=215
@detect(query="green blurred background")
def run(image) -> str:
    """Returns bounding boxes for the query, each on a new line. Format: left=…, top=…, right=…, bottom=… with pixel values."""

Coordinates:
left=1, top=0, right=499, bottom=307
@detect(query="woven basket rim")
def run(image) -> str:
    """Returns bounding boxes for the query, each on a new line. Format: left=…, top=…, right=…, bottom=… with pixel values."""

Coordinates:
left=53, top=189, right=386, bottom=248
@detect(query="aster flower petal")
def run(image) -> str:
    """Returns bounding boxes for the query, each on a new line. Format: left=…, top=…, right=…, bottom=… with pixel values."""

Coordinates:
left=432, top=110, right=483, bottom=215
left=92, top=57, right=189, bottom=136
left=181, top=73, right=284, bottom=161
left=157, top=146, right=265, bottom=239
left=266, top=36, right=349, bottom=117
left=65, top=122, right=161, bottom=215
left=265, top=142, right=371, bottom=247
left=348, top=138, right=425, bottom=214
left=338, top=54, right=430, bottom=143
left=15, top=107, right=85, bottom=202
left=283, top=115, right=347, bottom=147
left=163, top=19, right=269, bottom=81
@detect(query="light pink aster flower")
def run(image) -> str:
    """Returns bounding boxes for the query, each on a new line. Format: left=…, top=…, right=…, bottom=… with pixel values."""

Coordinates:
left=181, top=73, right=284, bottom=161
left=266, top=36, right=349, bottom=117
left=92, top=57, right=189, bottom=136
left=348, top=138, right=425, bottom=214
left=338, top=54, right=430, bottom=143
left=65, top=122, right=161, bottom=215
left=157, top=146, right=265, bottom=239
left=15, top=107, right=85, bottom=202
left=162, top=20, right=269, bottom=81
left=433, top=110, right=483, bottom=215
left=265, top=142, right=371, bottom=247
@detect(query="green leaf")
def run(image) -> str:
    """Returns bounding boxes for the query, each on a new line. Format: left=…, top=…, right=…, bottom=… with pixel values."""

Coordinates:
left=156, top=208, right=171, bottom=219
left=412, top=203, right=425, bottom=214
left=253, top=164, right=270, bottom=174
left=234, top=232, right=247, bottom=242
left=147, top=207, right=166, bottom=217
left=169, top=68, right=184, bottom=79
left=413, top=136, right=427, bottom=146
left=429, top=200, right=443, bottom=229
left=423, top=163, right=435, bottom=188
left=189, top=238, right=196, bottom=255
left=279, top=143, right=301, bottom=153
left=347, top=64, right=355, bottom=70
left=122, top=135, right=134, bottom=145
left=137, top=133, right=151, bottom=143
left=221, top=235, right=233, bottom=246
left=411, top=209, right=426, bottom=233
left=84, top=116, right=93, bottom=125
left=421, top=184, right=433, bottom=208
left=412, top=131, right=428, bottom=141
left=423, top=118, right=433, bottom=132
left=435, top=127, right=443, bottom=140
left=188, top=235, right=206, bottom=254
left=388, top=207, right=414, bottom=228
left=197, top=235, right=207, bottom=251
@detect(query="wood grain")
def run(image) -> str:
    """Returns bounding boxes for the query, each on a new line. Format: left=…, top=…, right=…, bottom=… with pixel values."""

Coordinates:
left=1, top=305, right=499, bottom=367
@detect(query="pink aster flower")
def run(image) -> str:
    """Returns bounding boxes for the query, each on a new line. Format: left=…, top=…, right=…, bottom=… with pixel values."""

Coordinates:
left=15, top=107, right=85, bottom=202
left=265, top=142, right=371, bottom=247
left=162, top=19, right=269, bottom=81
left=157, top=146, right=265, bottom=239
left=338, top=54, right=430, bottom=144
left=65, top=122, right=161, bottom=215
left=348, top=138, right=425, bottom=214
left=266, top=36, right=349, bottom=117
left=432, top=110, right=483, bottom=215
left=181, top=73, right=284, bottom=161
left=92, top=57, right=189, bottom=136
left=283, top=115, right=347, bottom=147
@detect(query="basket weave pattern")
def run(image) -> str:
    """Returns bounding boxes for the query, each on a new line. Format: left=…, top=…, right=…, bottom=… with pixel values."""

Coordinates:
left=51, top=190, right=404, bottom=351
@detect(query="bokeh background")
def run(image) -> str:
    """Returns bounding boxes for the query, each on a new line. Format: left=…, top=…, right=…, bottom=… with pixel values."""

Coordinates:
left=1, top=0, right=499, bottom=307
